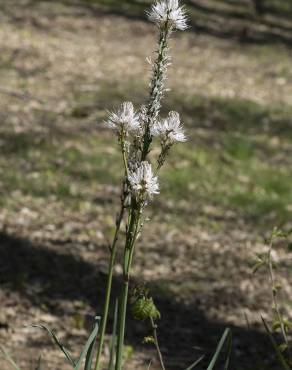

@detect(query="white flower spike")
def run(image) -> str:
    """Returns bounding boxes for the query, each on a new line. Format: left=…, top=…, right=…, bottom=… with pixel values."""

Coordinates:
left=152, top=111, right=186, bottom=143
left=148, top=0, right=188, bottom=31
left=128, top=161, right=159, bottom=201
left=106, top=102, right=140, bottom=132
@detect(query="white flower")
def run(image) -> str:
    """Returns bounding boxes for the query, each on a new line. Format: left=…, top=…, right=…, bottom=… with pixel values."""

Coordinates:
left=106, top=102, right=140, bottom=132
left=148, top=0, right=188, bottom=31
left=128, top=161, right=159, bottom=200
left=151, top=111, right=186, bottom=143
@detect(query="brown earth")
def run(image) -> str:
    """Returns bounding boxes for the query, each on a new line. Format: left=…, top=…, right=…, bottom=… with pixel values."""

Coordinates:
left=0, top=1, right=291, bottom=370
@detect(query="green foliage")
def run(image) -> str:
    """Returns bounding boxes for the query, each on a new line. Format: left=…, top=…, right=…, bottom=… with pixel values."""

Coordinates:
left=262, top=317, right=291, bottom=370
left=131, top=297, right=161, bottom=321
left=35, top=356, right=43, bottom=370
left=143, top=336, right=155, bottom=344
left=253, top=228, right=292, bottom=368
left=184, top=356, right=205, bottom=370
left=0, top=347, right=42, bottom=370
left=108, top=300, right=119, bottom=370
left=0, top=345, right=21, bottom=370
left=33, top=317, right=100, bottom=370
left=206, top=328, right=232, bottom=370
left=33, top=324, right=76, bottom=366
left=0, top=132, right=121, bottom=204
left=1, top=87, right=292, bottom=228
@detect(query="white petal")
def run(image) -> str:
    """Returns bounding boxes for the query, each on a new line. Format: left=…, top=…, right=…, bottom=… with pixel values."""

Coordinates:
left=128, top=161, right=159, bottom=200
left=148, top=0, right=188, bottom=31
left=106, top=102, right=140, bottom=132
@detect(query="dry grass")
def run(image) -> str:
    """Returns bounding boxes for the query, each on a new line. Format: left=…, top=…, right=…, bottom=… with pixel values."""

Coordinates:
left=0, top=1, right=291, bottom=369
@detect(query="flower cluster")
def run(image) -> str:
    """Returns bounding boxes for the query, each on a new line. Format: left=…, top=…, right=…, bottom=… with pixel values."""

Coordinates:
left=128, top=161, right=159, bottom=202
left=151, top=111, right=186, bottom=143
left=148, top=0, right=188, bottom=31
left=105, top=101, right=186, bottom=201
left=104, top=1, right=188, bottom=204
left=106, top=102, right=140, bottom=133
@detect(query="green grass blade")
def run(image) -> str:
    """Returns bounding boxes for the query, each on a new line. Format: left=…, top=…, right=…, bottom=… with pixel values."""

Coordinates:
left=261, top=317, right=290, bottom=370
left=84, top=316, right=101, bottom=370
left=0, top=345, right=21, bottom=370
left=35, top=356, right=42, bottom=370
left=33, top=324, right=76, bottom=366
left=207, top=328, right=231, bottom=370
left=185, top=355, right=205, bottom=370
left=108, top=299, right=119, bottom=370
left=223, top=331, right=233, bottom=370
left=146, top=361, right=152, bottom=370
left=84, top=340, right=95, bottom=370
left=74, top=316, right=100, bottom=370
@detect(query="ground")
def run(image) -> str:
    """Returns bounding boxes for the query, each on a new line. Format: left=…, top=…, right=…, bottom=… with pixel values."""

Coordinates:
left=0, top=0, right=292, bottom=369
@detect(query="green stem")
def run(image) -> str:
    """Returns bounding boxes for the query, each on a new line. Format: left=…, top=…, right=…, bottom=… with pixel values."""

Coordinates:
left=115, top=278, right=129, bottom=370
left=115, top=206, right=142, bottom=370
left=95, top=131, right=129, bottom=370
left=120, top=132, right=129, bottom=177
left=150, top=317, right=166, bottom=370
left=94, top=202, right=125, bottom=370
left=267, top=244, right=291, bottom=361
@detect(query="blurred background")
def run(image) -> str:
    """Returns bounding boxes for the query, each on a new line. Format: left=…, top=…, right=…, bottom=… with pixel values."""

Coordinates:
left=0, top=0, right=291, bottom=369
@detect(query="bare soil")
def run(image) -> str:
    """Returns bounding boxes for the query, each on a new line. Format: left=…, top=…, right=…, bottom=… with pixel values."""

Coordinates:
left=0, top=1, right=291, bottom=369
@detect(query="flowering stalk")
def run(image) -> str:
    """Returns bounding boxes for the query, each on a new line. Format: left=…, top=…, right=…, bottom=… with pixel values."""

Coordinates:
left=115, top=162, right=159, bottom=370
left=115, top=204, right=142, bottom=370
left=94, top=103, right=139, bottom=370
left=141, top=22, right=171, bottom=160
left=94, top=195, right=126, bottom=370
left=96, top=2, right=188, bottom=370
left=142, top=0, right=188, bottom=161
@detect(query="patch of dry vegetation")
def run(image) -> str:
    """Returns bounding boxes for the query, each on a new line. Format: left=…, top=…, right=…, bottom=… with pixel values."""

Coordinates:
left=0, top=1, right=291, bottom=369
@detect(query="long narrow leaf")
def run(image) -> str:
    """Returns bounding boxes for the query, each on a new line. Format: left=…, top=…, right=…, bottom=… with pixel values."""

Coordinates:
left=74, top=316, right=100, bottom=370
left=35, top=356, right=42, bottom=370
left=261, top=317, right=290, bottom=370
left=207, top=328, right=231, bottom=370
left=146, top=361, right=152, bottom=370
left=33, top=324, right=75, bottom=366
left=185, top=355, right=205, bottom=370
left=108, top=299, right=119, bottom=370
left=0, top=345, right=21, bottom=370
left=84, top=340, right=95, bottom=370
left=223, top=331, right=233, bottom=370
left=84, top=316, right=100, bottom=370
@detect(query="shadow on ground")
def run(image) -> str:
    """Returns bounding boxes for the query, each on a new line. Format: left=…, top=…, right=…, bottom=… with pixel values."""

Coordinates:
left=11, top=0, right=292, bottom=47
left=0, top=231, right=278, bottom=370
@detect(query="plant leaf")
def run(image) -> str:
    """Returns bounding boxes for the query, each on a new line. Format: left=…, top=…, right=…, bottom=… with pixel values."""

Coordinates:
left=146, top=361, right=152, bottom=370
left=252, top=260, right=265, bottom=274
left=278, top=343, right=288, bottom=353
left=84, top=316, right=100, bottom=370
left=33, top=324, right=76, bottom=366
left=74, top=316, right=100, bottom=370
left=185, top=355, right=205, bottom=370
left=207, top=328, right=231, bottom=370
left=0, top=345, right=21, bottom=370
left=35, top=356, right=42, bottom=370
left=261, top=316, right=290, bottom=370
left=223, top=330, right=233, bottom=370
left=108, top=300, right=119, bottom=370
left=84, top=339, right=96, bottom=370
